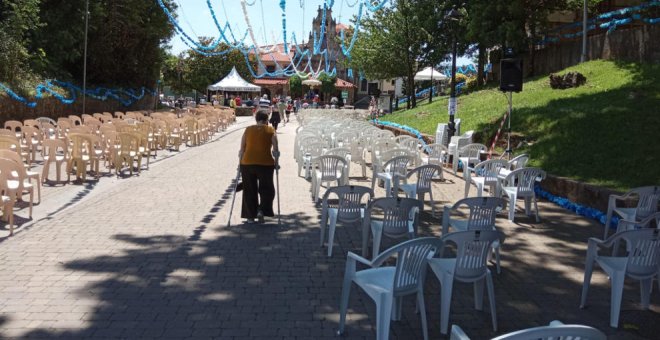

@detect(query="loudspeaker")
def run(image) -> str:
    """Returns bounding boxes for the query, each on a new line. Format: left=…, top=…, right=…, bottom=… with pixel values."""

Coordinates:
left=500, top=58, right=523, bottom=92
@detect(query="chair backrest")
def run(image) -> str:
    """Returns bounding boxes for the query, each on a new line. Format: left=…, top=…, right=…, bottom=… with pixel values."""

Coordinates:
left=316, top=155, right=346, bottom=181
left=0, top=158, right=24, bottom=194
left=371, top=237, right=443, bottom=296
left=382, top=155, right=413, bottom=178
left=350, top=137, right=367, bottom=160
left=303, top=142, right=325, bottom=159
left=459, top=143, right=487, bottom=158
left=503, top=167, right=546, bottom=195
left=4, top=120, right=22, bottom=133
left=424, top=143, right=448, bottom=163
left=630, top=186, right=660, bottom=220
left=408, top=164, right=442, bottom=193
left=367, top=197, right=422, bottom=238
left=0, top=136, right=22, bottom=153
left=474, top=159, right=509, bottom=183
left=449, top=197, right=506, bottom=230
left=68, top=133, right=94, bottom=159
left=615, top=229, right=660, bottom=277
left=0, top=150, right=26, bottom=168
left=0, top=130, right=15, bottom=137
left=441, top=230, right=505, bottom=280
left=490, top=324, right=606, bottom=340
left=42, top=139, right=68, bottom=160
left=35, top=117, right=57, bottom=128
left=322, top=185, right=373, bottom=223
left=507, top=153, right=529, bottom=170
left=21, top=126, right=42, bottom=143
left=325, top=147, right=350, bottom=160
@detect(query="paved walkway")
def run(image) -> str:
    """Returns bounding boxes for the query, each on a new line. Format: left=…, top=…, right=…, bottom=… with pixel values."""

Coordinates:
left=0, top=115, right=657, bottom=339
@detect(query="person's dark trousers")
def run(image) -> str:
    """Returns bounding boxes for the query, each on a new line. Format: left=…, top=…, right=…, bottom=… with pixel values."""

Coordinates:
left=240, top=165, right=275, bottom=219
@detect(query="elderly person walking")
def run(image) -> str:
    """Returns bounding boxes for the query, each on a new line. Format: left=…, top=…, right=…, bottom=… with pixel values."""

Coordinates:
left=238, top=110, right=280, bottom=224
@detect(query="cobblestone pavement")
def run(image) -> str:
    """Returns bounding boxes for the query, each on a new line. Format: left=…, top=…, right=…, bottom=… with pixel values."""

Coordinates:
left=0, top=115, right=657, bottom=339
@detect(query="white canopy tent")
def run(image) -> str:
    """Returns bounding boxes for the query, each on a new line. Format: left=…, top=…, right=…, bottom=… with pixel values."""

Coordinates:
left=207, top=67, right=261, bottom=92
left=414, top=67, right=448, bottom=82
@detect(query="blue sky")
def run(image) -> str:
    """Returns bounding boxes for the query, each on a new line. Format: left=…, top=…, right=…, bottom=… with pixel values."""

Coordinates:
left=168, top=0, right=472, bottom=66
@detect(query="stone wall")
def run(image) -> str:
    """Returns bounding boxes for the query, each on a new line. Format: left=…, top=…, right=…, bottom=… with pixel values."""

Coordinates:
left=0, top=95, right=157, bottom=124
left=540, top=175, right=622, bottom=212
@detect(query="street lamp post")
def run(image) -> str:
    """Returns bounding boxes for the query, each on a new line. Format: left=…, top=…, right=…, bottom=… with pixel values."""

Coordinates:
left=446, top=8, right=462, bottom=139
left=82, top=0, right=89, bottom=116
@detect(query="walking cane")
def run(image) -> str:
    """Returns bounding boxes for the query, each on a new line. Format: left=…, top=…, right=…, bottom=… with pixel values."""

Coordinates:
left=227, top=166, right=241, bottom=227
left=276, top=162, right=281, bottom=226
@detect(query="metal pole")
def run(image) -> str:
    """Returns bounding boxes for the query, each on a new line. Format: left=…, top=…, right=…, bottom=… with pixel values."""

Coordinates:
left=448, top=36, right=458, bottom=138
left=506, top=91, right=513, bottom=160
left=581, top=0, right=588, bottom=63
left=82, top=0, right=89, bottom=115
left=429, top=67, right=433, bottom=104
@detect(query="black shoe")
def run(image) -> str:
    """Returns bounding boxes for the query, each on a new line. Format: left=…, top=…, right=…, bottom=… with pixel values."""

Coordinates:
left=257, top=210, right=265, bottom=224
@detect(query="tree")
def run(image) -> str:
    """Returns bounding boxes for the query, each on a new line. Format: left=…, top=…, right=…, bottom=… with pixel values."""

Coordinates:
left=318, top=72, right=336, bottom=100
left=0, top=0, right=41, bottom=89
left=289, top=74, right=303, bottom=98
left=28, top=0, right=177, bottom=88
left=350, top=0, right=450, bottom=109
left=183, top=40, right=255, bottom=94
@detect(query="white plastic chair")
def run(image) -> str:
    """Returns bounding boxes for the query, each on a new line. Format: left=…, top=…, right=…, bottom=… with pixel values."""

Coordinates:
left=450, top=321, right=606, bottom=340
left=320, top=185, right=373, bottom=257
left=453, top=143, right=486, bottom=176
left=311, top=155, right=348, bottom=203
left=604, top=186, right=659, bottom=239
left=429, top=229, right=505, bottom=334
left=580, top=229, right=660, bottom=328
left=500, top=167, right=546, bottom=222
left=421, top=143, right=449, bottom=168
left=299, top=142, right=325, bottom=179
left=464, top=159, right=508, bottom=198
left=442, top=197, right=507, bottom=274
left=394, top=164, right=443, bottom=216
left=362, top=197, right=422, bottom=259
left=349, top=136, right=368, bottom=178
left=616, top=212, right=660, bottom=233
left=324, top=147, right=351, bottom=182
left=506, top=153, right=529, bottom=170
left=448, top=130, right=473, bottom=167
left=41, top=139, right=68, bottom=183
left=338, top=237, right=443, bottom=340
left=373, top=155, right=413, bottom=197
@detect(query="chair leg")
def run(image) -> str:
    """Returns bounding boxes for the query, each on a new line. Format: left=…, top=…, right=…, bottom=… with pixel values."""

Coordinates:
left=640, top=278, right=652, bottom=309
left=439, top=275, right=455, bottom=335
left=609, top=272, right=625, bottom=328
left=474, top=278, right=485, bottom=310
left=580, top=259, right=594, bottom=308
left=486, top=272, right=497, bottom=332
left=372, top=227, right=383, bottom=260
left=338, top=278, right=352, bottom=335
left=376, top=293, right=393, bottom=340
left=524, top=197, right=532, bottom=216
left=327, top=214, right=338, bottom=257
left=533, top=196, right=541, bottom=222
left=494, top=246, right=501, bottom=274
left=604, top=209, right=613, bottom=239
left=508, top=193, right=517, bottom=221
left=417, top=290, right=429, bottom=340
left=464, top=180, right=470, bottom=198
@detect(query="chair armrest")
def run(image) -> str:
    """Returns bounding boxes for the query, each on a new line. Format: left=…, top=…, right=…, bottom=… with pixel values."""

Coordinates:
left=347, top=251, right=373, bottom=267
left=449, top=325, right=471, bottom=340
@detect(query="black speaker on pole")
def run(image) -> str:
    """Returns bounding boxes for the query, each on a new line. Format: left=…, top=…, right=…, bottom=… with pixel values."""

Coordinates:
left=500, top=58, right=523, bottom=92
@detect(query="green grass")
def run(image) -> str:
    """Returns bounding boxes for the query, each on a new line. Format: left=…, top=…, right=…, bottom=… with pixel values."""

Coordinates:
left=381, top=60, right=660, bottom=191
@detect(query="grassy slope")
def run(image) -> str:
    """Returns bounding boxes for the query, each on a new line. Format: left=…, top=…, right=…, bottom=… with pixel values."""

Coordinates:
left=382, top=60, right=660, bottom=191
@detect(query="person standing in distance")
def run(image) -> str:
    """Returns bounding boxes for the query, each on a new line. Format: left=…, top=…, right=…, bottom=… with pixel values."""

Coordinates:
left=238, top=110, right=280, bottom=224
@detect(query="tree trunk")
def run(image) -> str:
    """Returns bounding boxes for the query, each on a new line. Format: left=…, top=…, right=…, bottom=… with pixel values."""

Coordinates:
left=409, top=74, right=416, bottom=109
left=477, top=43, right=485, bottom=86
